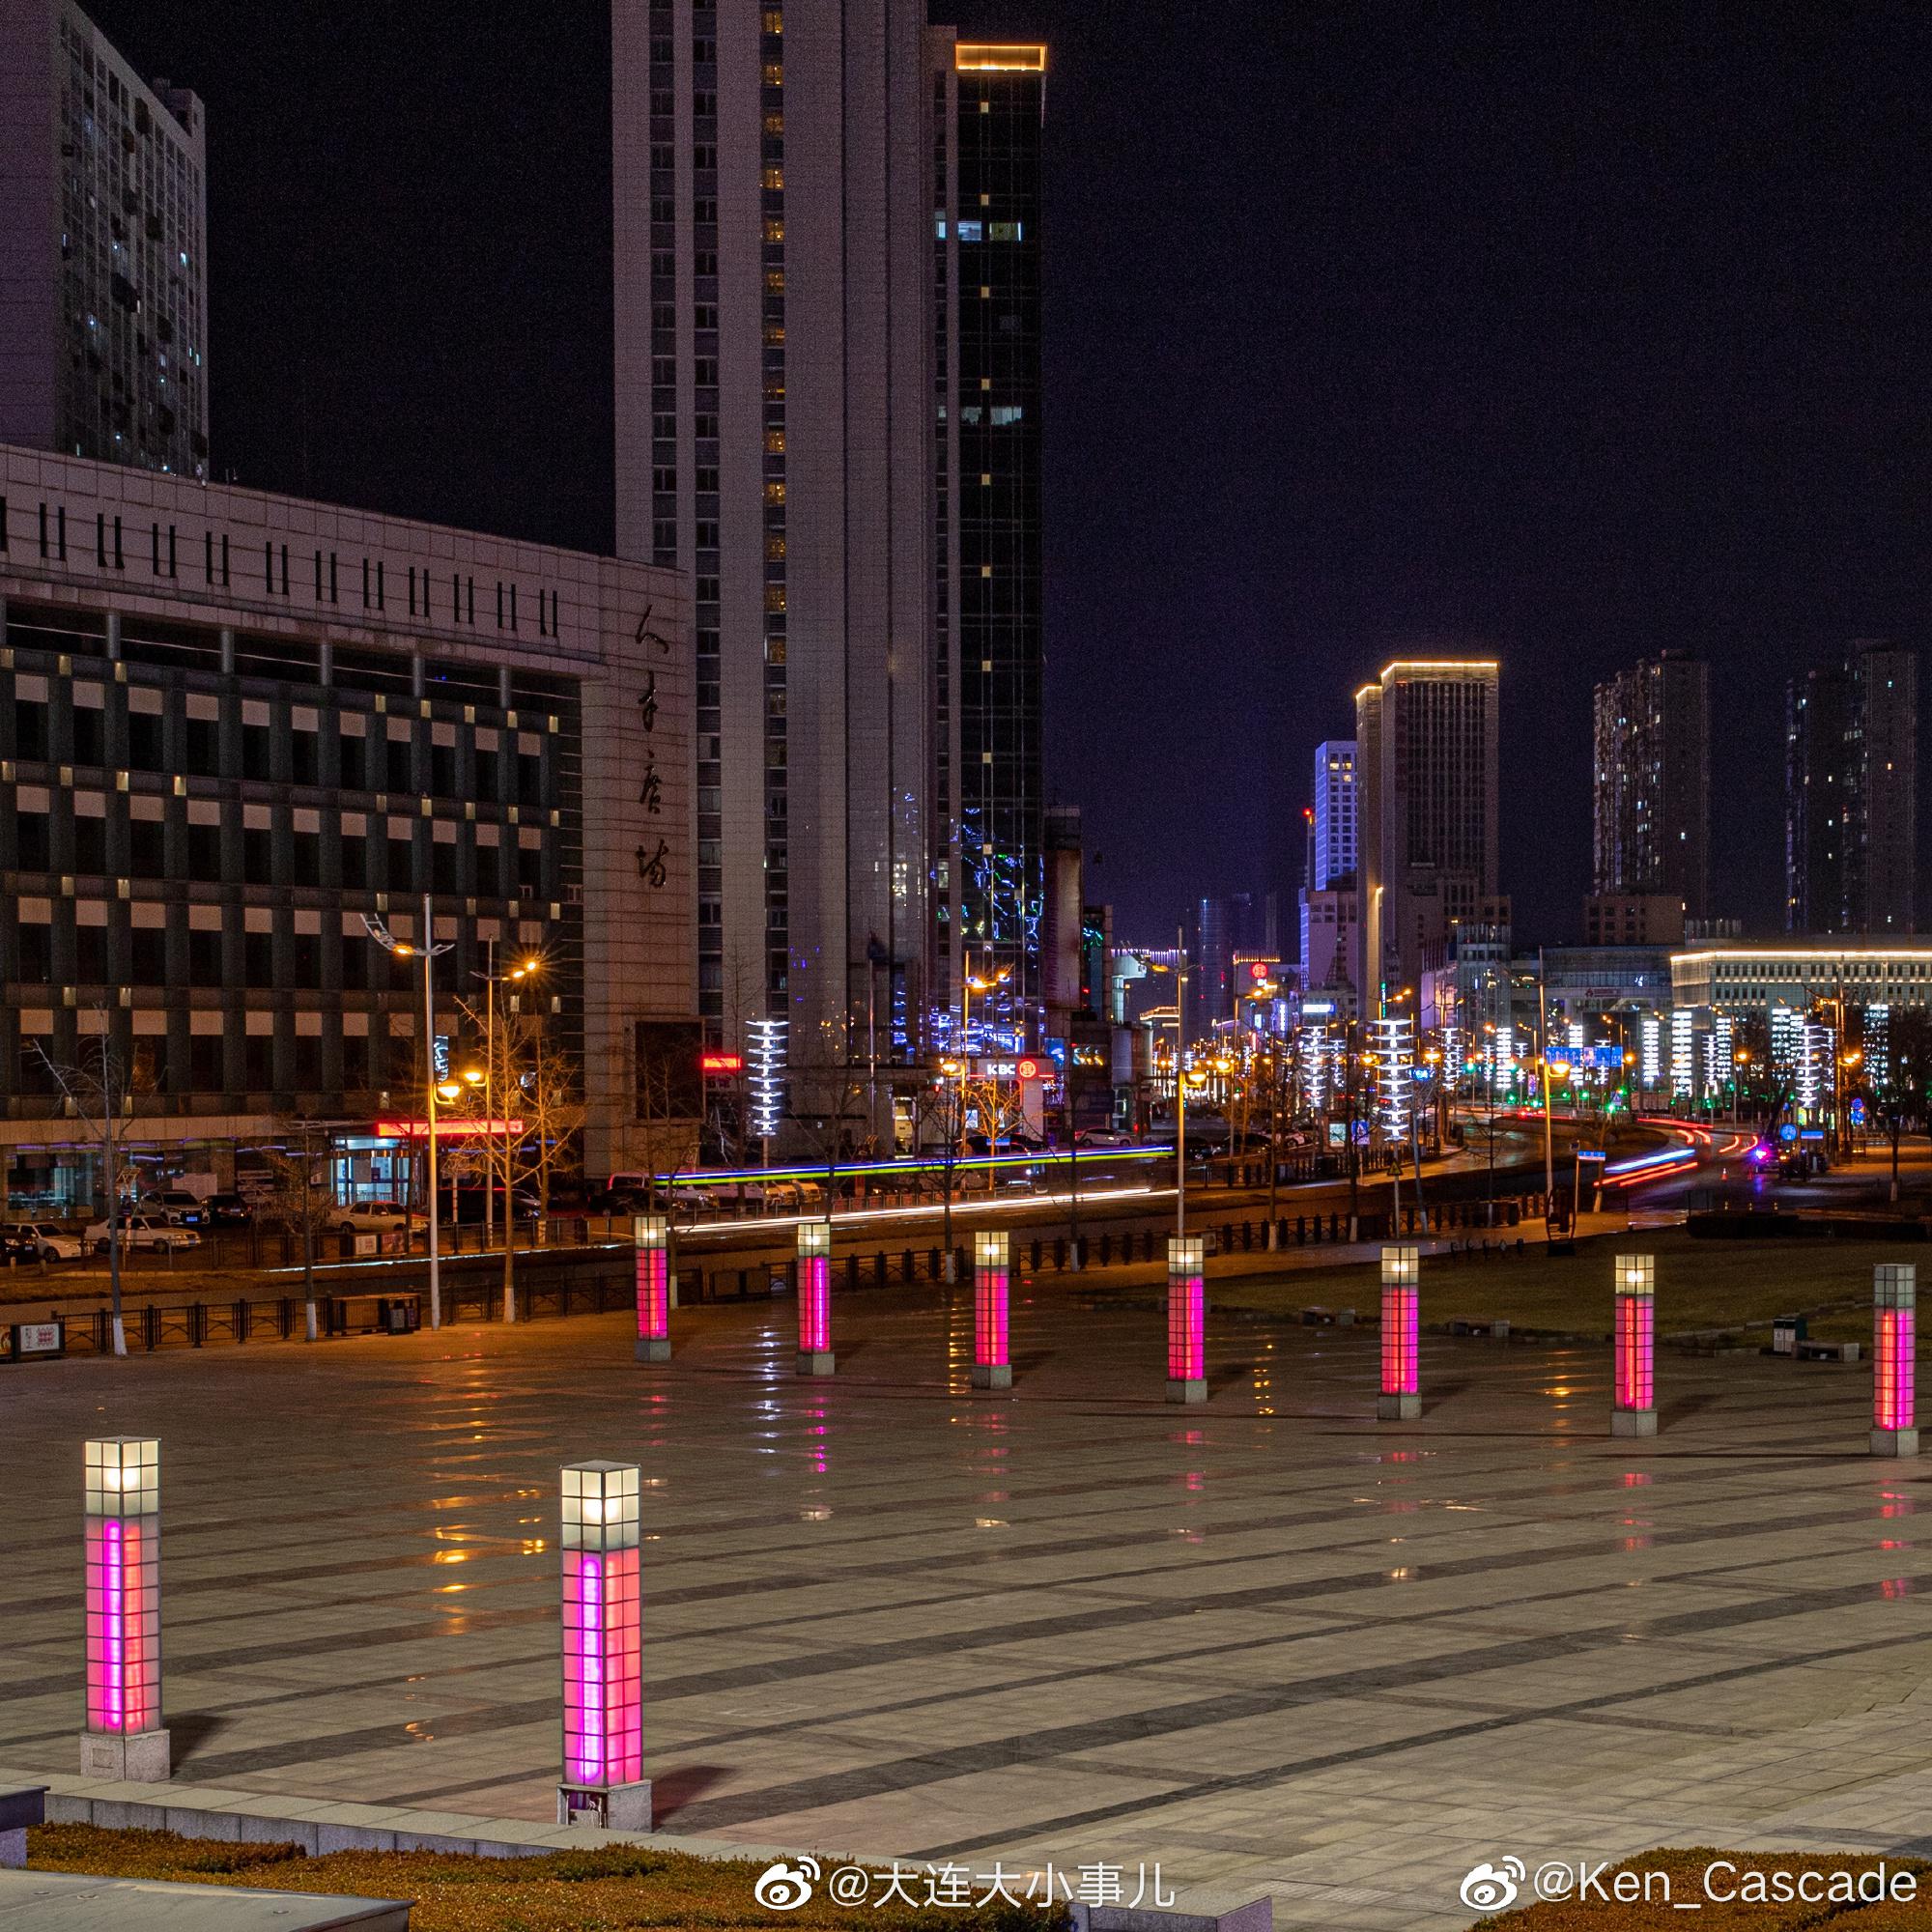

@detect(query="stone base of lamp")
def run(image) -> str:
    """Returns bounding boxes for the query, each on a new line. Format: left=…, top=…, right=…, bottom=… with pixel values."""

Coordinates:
left=972, top=1362, right=1012, bottom=1390
left=80, top=1727, right=170, bottom=1782
left=1611, top=1407, right=1658, bottom=1437
left=634, top=1336, right=671, bottom=1363
left=1167, top=1378, right=1207, bottom=1405
left=557, top=1778, right=652, bottom=1832
left=1377, top=1393, right=1421, bottom=1421
left=1871, top=1426, right=1919, bottom=1458
left=796, top=1350, right=836, bottom=1378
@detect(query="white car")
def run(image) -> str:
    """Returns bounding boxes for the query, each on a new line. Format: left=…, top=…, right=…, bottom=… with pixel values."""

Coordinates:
left=13, top=1223, right=83, bottom=1262
left=1075, top=1129, right=1137, bottom=1149
left=334, top=1202, right=413, bottom=1236
left=85, top=1214, right=200, bottom=1253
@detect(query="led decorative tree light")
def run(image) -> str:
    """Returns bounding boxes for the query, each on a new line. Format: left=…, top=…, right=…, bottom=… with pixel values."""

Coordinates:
left=973, top=1229, right=1011, bottom=1389
left=1611, top=1253, right=1657, bottom=1437
left=1378, top=1244, right=1421, bottom=1421
left=633, top=1213, right=671, bottom=1362
left=796, top=1219, right=835, bottom=1376
left=1167, top=1234, right=1207, bottom=1404
left=1872, top=1264, right=1918, bottom=1458
left=81, top=1437, right=169, bottom=1780
left=557, top=1461, right=650, bottom=1830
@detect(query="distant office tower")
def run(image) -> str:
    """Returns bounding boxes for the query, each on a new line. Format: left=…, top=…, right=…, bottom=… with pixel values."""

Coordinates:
left=1191, top=891, right=1274, bottom=1037
left=1785, top=641, right=1918, bottom=933
left=1355, top=657, right=1501, bottom=1007
left=1311, top=740, right=1357, bottom=890
left=928, top=35, right=1045, bottom=1040
left=614, top=0, right=934, bottom=1091
left=1591, top=650, right=1708, bottom=916
left=0, top=0, right=208, bottom=477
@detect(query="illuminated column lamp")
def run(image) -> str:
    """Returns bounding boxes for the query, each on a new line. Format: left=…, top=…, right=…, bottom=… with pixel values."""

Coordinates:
left=1872, top=1264, right=1918, bottom=1459
left=633, top=1213, right=671, bottom=1363
left=1611, top=1254, right=1657, bottom=1438
left=796, top=1219, right=835, bottom=1377
left=81, top=1437, right=169, bottom=1781
left=1377, top=1244, right=1421, bottom=1421
left=556, top=1462, right=649, bottom=1830
left=972, top=1229, right=1011, bottom=1390
left=746, top=1016, right=787, bottom=1148
left=1166, top=1234, right=1207, bottom=1404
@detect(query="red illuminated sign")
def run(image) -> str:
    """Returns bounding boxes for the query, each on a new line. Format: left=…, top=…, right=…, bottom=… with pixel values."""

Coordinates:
left=1016, top=1057, right=1039, bottom=1080
left=376, top=1119, right=526, bottom=1138
left=700, top=1053, right=745, bottom=1073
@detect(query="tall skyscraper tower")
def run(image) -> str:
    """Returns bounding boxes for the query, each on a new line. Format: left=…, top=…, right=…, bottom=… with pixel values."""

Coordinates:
left=613, top=0, right=934, bottom=1091
left=1591, top=650, right=1710, bottom=916
left=1785, top=640, right=1917, bottom=933
left=1310, top=740, right=1357, bottom=890
left=0, top=0, right=209, bottom=478
left=1355, top=657, right=1500, bottom=1008
left=926, top=35, right=1045, bottom=1047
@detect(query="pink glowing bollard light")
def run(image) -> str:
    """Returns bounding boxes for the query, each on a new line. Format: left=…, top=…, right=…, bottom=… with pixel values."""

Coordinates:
left=1378, top=1245, right=1421, bottom=1421
left=1873, top=1264, right=1918, bottom=1458
left=796, top=1219, right=835, bottom=1376
left=973, top=1229, right=1012, bottom=1389
left=81, top=1437, right=169, bottom=1781
left=557, top=1461, right=650, bottom=1831
left=633, top=1213, right=671, bottom=1362
left=1612, top=1254, right=1657, bottom=1438
left=1167, top=1235, right=1207, bottom=1404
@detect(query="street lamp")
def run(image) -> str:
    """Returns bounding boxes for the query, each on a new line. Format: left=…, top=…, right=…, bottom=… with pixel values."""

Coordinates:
left=362, top=895, right=453, bottom=1330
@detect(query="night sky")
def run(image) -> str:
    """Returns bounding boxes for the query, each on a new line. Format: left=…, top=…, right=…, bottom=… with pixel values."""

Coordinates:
left=87, top=2, right=1932, bottom=947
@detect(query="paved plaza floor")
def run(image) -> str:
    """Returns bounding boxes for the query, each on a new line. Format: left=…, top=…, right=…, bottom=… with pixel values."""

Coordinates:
left=5, top=1271, right=1932, bottom=1929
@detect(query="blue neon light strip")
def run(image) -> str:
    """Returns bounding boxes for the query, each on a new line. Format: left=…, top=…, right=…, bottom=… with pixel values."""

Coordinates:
left=662, top=1146, right=1167, bottom=1188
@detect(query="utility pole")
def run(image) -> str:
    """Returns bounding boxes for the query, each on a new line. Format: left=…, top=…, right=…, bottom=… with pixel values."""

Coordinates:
left=1175, top=926, right=1188, bottom=1239
left=1539, top=952, right=1556, bottom=1216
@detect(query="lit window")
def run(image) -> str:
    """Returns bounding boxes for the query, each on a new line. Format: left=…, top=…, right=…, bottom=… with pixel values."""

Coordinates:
left=956, top=219, right=982, bottom=242
left=763, top=217, right=784, bottom=243
left=761, top=165, right=783, bottom=190
left=762, top=65, right=782, bottom=88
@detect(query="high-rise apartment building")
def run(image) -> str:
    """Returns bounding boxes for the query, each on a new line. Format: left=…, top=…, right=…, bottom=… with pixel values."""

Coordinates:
left=1355, top=657, right=1500, bottom=1007
left=613, top=0, right=934, bottom=1102
left=0, top=0, right=209, bottom=478
left=1310, top=739, right=1357, bottom=890
left=1591, top=650, right=1708, bottom=916
left=1785, top=640, right=1918, bottom=934
left=927, top=35, right=1045, bottom=1045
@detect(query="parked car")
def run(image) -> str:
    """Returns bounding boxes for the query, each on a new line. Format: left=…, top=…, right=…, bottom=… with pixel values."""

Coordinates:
left=141, top=1188, right=211, bottom=1228
left=11, top=1222, right=83, bottom=1262
left=202, top=1192, right=255, bottom=1227
left=449, top=1186, right=543, bottom=1225
left=85, top=1214, right=200, bottom=1253
left=333, top=1201, right=413, bottom=1236
left=1075, top=1128, right=1136, bottom=1149
left=0, top=1226, right=42, bottom=1266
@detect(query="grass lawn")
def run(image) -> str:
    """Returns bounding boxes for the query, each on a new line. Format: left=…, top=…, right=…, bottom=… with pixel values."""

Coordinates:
left=25, top=1825, right=1067, bottom=1932
left=1475, top=1848, right=1932, bottom=1928
left=1196, top=1228, right=1918, bottom=1345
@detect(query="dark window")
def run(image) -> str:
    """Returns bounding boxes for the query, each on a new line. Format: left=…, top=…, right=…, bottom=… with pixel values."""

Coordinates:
left=128, top=712, right=164, bottom=770
left=291, top=730, right=319, bottom=785
left=189, top=1034, right=224, bottom=1091
left=385, top=737, right=412, bottom=791
left=517, top=843, right=543, bottom=893
left=75, top=924, right=108, bottom=982
left=186, top=823, right=221, bottom=881
left=338, top=732, right=366, bottom=789
left=293, top=1035, right=323, bottom=1090
left=292, top=833, right=322, bottom=887
left=187, top=929, right=222, bottom=985
left=517, top=753, right=543, bottom=803
left=17, top=813, right=51, bottom=870
left=242, top=724, right=273, bottom=781
left=73, top=816, right=107, bottom=873
left=17, top=923, right=52, bottom=981
left=431, top=744, right=457, bottom=795
left=243, top=1035, right=272, bottom=1091
left=386, top=838, right=413, bottom=889
left=243, top=932, right=272, bottom=982
left=130, top=927, right=167, bottom=982
left=14, top=701, right=48, bottom=759
left=242, top=829, right=273, bottom=885
left=431, top=841, right=458, bottom=894
left=129, top=818, right=165, bottom=876
left=341, top=942, right=368, bottom=990
left=72, top=708, right=105, bottom=766
left=341, top=838, right=368, bottom=890
left=292, top=933, right=322, bottom=987
left=185, top=718, right=218, bottom=777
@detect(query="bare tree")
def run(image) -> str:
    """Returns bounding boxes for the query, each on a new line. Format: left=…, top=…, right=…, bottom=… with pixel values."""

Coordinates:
left=455, top=996, right=583, bottom=1320
left=630, top=1033, right=702, bottom=1216
left=32, top=1023, right=149, bottom=1357
left=254, top=1121, right=338, bottom=1341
